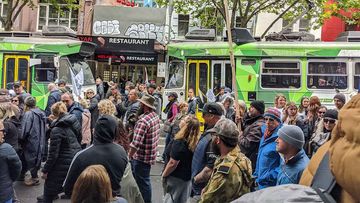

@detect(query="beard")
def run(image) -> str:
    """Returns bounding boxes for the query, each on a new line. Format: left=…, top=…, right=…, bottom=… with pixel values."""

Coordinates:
left=211, top=140, right=221, bottom=156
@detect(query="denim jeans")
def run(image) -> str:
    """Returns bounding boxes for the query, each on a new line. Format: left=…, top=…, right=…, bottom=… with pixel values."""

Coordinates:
left=131, top=159, right=152, bottom=203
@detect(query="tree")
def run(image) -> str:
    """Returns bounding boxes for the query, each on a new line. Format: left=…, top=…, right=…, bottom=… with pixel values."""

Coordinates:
left=156, top=0, right=325, bottom=38
left=321, top=0, right=360, bottom=27
left=0, top=0, right=79, bottom=31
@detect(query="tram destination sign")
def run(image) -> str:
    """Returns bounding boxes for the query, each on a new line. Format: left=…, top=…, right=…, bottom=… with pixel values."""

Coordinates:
left=78, top=35, right=155, bottom=53
left=95, top=53, right=157, bottom=64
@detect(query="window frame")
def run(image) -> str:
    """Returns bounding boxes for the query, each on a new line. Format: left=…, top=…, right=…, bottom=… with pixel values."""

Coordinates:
left=36, top=3, right=78, bottom=31
left=34, top=55, right=57, bottom=83
left=306, top=59, right=348, bottom=90
left=353, top=61, right=360, bottom=89
left=260, top=59, right=302, bottom=90
left=177, top=14, right=189, bottom=37
left=0, top=1, right=8, bottom=29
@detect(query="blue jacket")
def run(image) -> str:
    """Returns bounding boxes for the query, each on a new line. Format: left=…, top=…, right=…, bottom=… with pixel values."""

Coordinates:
left=276, top=149, right=309, bottom=185
left=45, top=90, right=61, bottom=117
left=254, top=124, right=282, bottom=189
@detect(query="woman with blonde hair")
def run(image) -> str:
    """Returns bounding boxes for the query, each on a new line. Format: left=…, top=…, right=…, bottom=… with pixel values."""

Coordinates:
left=282, top=102, right=299, bottom=125
left=162, top=115, right=200, bottom=203
left=98, top=99, right=117, bottom=116
left=72, top=165, right=127, bottom=203
left=38, top=102, right=82, bottom=202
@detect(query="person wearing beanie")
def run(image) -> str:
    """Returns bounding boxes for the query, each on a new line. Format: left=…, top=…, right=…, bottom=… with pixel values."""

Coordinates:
left=63, top=115, right=128, bottom=197
left=253, top=107, right=282, bottom=189
left=238, top=100, right=265, bottom=170
left=309, top=109, right=338, bottom=155
left=333, top=93, right=346, bottom=111
left=276, top=125, right=310, bottom=185
left=200, top=118, right=252, bottom=203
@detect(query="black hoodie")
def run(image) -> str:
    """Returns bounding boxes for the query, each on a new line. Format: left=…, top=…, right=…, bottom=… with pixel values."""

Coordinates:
left=63, top=115, right=128, bottom=196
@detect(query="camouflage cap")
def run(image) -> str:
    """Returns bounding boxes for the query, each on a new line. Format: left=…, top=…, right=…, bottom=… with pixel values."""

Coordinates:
left=207, top=118, right=239, bottom=146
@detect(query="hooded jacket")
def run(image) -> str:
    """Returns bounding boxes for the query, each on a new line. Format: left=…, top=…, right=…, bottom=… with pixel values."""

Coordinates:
left=20, top=108, right=46, bottom=169
left=42, top=114, right=81, bottom=196
left=254, top=124, right=282, bottom=189
left=63, top=115, right=128, bottom=196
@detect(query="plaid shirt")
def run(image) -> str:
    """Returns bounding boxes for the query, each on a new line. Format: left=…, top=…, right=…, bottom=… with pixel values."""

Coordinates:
left=130, top=111, right=160, bottom=165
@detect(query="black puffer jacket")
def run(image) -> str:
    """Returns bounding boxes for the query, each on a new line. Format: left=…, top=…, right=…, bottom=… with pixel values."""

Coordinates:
left=4, top=118, right=20, bottom=151
left=42, top=114, right=81, bottom=196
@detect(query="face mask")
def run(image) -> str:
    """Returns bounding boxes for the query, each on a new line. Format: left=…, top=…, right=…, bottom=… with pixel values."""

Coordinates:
left=125, top=90, right=129, bottom=95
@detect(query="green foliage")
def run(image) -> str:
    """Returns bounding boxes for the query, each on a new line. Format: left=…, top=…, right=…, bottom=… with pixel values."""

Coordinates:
left=0, top=0, right=79, bottom=31
left=320, top=0, right=360, bottom=26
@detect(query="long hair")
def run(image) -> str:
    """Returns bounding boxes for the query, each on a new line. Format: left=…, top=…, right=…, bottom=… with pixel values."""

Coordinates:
left=115, top=121, right=130, bottom=153
left=71, top=165, right=113, bottom=203
left=282, top=102, right=298, bottom=124
left=309, top=96, right=321, bottom=117
left=174, top=115, right=200, bottom=152
left=274, top=93, right=286, bottom=106
left=298, top=96, right=309, bottom=113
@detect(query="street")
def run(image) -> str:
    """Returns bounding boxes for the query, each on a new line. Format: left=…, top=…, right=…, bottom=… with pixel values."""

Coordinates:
left=14, top=140, right=166, bottom=203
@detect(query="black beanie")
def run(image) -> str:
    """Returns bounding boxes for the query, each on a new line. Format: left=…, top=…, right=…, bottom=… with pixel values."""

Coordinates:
left=250, top=100, right=265, bottom=114
left=324, top=109, right=338, bottom=120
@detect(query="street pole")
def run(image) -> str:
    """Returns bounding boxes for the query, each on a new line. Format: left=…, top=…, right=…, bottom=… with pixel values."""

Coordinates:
left=223, top=0, right=241, bottom=124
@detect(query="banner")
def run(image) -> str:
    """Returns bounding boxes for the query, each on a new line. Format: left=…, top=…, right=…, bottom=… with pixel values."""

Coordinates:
left=92, top=6, right=166, bottom=43
left=70, top=68, right=84, bottom=97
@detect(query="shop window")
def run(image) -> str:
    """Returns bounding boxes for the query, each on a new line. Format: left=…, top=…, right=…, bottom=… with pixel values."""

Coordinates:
left=178, top=14, right=189, bottom=36
left=299, top=18, right=310, bottom=32
left=282, top=19, right=292, bottom=33
left=0, top=0, right=7, bottom=29
left=261, top=61, right=301, bottom=89
left=307, top=61, right=347, bottom=89
left=38, top=3, right=78, bottom=31
left=35, top=55, right=56, bottom=82
left=166, top=61, right=184, bottom=89
left=354, top=63, right=360, bottom=89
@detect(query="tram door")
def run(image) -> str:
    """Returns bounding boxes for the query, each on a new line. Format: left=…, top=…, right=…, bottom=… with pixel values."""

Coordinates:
left=3, top=55, right=31, bottom=91
left=186, top=60, right=210, bottom=128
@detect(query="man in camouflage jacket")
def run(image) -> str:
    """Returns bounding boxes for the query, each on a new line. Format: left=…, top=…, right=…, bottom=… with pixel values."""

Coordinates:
left=200, top=118, right=253, bottom=203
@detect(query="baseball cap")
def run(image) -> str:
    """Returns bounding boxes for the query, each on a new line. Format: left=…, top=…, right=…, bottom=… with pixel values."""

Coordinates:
left=202, top=102, right=224, bottom=116
left=207, top=118, right=239, bottom=147
left=13, top=81, right=22, bottom=88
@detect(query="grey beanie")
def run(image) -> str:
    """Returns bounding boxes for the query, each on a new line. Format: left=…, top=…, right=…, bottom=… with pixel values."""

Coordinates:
left=334, top=93, right=346, bottom=104
left=278, top=125, right=305, bottom=150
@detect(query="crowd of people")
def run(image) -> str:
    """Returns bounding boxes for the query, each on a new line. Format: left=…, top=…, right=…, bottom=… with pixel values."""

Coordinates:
left=0, top=76, right=359, bottom=203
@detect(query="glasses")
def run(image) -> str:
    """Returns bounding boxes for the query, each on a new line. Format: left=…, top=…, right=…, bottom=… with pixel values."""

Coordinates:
left=323, top=118, right=336, bottom=124
left=264, top=117, right=275, bottom=122
left=318, top=111, right=326, bottom=114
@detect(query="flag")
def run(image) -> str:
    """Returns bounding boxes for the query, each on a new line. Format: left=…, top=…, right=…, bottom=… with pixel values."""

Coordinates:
left=70, top=68, right=84, bottom=97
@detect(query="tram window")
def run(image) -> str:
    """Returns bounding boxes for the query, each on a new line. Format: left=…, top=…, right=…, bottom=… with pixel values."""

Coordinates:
left=199, top=63, right=208, bottom=103
left=59, top=58, right=72, bottom=85
left=166, top=61, right=184, bottom=89
left=6, top=58, right=15, bottom=84
left=187, top=63, right=196, bottom=92
left=19, top=59, right=28, bottom=81
left=354, top=63, right=360, bottom=89
left=307, top=62, right=347, bottom=89
left=213, top=64, right=221, bottom=89
left=241, top=59, right=256, bottom=66
left=225, top=63, right=232, bottom=89
left=261, top=61, right=301, bottom=89
left=35, top=56, right=56, bottom=82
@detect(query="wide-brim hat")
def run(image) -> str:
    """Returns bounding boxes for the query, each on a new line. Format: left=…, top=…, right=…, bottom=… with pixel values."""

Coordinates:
left=137, top=94, right=156, bottom=110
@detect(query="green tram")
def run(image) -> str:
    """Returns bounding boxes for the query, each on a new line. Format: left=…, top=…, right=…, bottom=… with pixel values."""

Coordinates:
left=0, top=34, right=96, bottom=109
left=164, top=41, right=360, bottom=120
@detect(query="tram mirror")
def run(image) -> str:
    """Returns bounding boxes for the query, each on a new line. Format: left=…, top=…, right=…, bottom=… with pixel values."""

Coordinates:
left=54, top=56, right=60, bottom=68
left=29, top=58, right=41, bottom=67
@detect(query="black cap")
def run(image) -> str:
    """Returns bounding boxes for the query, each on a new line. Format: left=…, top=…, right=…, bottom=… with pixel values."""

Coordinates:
left=202, top=102, right=224, bottom=116
left=250, top=100, right=265, bottom=115
left=13, top=81, right=22, bottom=88
left=324, top=109, right=338, bottom=120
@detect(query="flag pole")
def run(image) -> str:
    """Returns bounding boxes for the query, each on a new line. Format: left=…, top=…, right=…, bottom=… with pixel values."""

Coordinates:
left=223, top=0, right=241, bottom=126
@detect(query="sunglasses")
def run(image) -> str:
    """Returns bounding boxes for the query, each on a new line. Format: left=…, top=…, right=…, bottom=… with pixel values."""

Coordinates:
left=318, top=111, right=326, bottom=114
left=323, top=118, right=336, bottom=124
left=264, top=117, right=275, bottom=122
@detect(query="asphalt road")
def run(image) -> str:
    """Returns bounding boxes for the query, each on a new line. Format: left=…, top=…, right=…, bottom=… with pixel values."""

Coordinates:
left=15, top=140, right=165, bottom=203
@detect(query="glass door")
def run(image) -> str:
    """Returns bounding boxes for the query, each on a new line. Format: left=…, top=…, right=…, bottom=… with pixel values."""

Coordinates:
left=3, top=55, right=31, bottom=91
